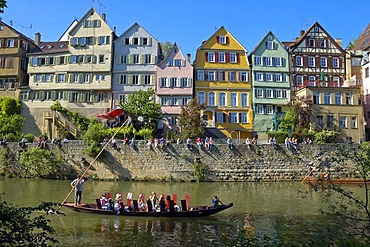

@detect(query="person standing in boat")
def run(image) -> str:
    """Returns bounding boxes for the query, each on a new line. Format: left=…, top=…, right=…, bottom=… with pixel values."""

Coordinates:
left=71, top=174, right=84, bottom=206
left=212, top=195, right=220, bottom=207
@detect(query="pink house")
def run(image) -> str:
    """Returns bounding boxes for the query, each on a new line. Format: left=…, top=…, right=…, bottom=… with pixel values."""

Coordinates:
left=156, top=43, right=193, bottom=136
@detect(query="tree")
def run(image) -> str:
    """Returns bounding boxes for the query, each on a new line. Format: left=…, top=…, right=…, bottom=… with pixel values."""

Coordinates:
left=119, top=89, right=162, bottom=135
left=178, top=98, right=205, bottom=138
left=278, top=108, right=297, bottom=133
left=0, top=97, right=22, bottom=116
left=279, top=95, right=313, bottom=132
left=0, top=0, right=7, bottom=13
left=0, top=201, right=61, bottom=246
left=160, top=41, right=173, bottom=58
left=0, top=97, right=24, bottom=141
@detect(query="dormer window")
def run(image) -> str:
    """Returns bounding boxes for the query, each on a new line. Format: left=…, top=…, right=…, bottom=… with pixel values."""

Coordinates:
left=217, top=36, right=228, bottom=44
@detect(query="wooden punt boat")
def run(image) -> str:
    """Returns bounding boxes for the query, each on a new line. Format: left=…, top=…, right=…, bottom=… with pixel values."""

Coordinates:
left=63, top=202, right=233, bottom=217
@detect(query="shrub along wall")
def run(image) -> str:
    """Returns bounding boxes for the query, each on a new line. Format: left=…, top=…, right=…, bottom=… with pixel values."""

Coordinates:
left=1, top=142, right=360, bottom=181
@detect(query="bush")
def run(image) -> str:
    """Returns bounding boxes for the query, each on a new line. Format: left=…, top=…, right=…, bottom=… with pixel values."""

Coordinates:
left=268, top=131, right=287, bottom=143
left=314, top=129, right=339, bottom=143
left=23, top=133, right=35, bottom=143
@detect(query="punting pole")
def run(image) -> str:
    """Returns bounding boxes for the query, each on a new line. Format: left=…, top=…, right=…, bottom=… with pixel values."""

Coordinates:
left=57, top=118, right=129, bottom=211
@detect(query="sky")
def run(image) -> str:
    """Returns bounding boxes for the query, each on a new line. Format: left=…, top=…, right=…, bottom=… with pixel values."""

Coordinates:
left=1, top=0, right=369, bottom=59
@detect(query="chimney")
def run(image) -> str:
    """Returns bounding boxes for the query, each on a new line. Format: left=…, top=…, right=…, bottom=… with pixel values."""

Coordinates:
left=187, top=53, right=191, bottom=63
left=335, top=38, right=342, bottom=47
left=300, top=30, right=305, bottom=37
left=102, top=13, right=106, bottom=21
left=35, top=32, right=41, bottom=46
left=114, top=26, right=116, bottom=34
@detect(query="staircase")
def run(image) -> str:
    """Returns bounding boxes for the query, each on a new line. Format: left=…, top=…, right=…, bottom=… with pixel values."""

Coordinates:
left=43, top=111, right=79, bottom=139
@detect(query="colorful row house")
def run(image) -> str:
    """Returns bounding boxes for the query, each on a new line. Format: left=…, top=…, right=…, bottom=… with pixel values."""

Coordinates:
left=193, top=26, right=252, bottom=140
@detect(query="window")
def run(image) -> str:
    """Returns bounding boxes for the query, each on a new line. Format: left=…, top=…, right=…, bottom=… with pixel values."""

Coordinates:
left=133, top=37, right=139, bottom=45
left=333, top=58, right=339, bottom=68
left=313, top=91, right=320, bottom=104
left=265, top=73, right=273, bottom=81
left=72, top=74, right=79, bottom=83
left=335, top=92, right=342, bottom=104
left=275, top=74, right=282, bottom=82
left=218, top=71, right=225, bottom=81
left=218, top=36, right=227, bottom=44
left=216, top=112, right=224, bottom=123
left=296, top=56, right=303, bottom=66
left=175, top=59, right=183, bottom=67
left=145, top=55, right=151, bottom=64
left=77, top=55, right=84, bottom=63
left=161, top=97, right=168, bottom=106
left=324, top=92, right=331, bottom=104
left=167, top=59, right=174, bottom=66
left=20, top=58, right=27, bottom=70
left=57, top=74, right=65, bottom=83
left=316, top=115, right=323, bottom=128
left=133, top=55, right=139, bottom=64
left=309, top=76, right=316, bottom=86
left=265, top=57, right=272, bottom=66
left=345, top=93, right=352, bottom=105
left=255, top=56, right=262, bottom=66
left=296, top=75, right=303, bottom=86
left=276, top=90, right=282, bottom=98
left=266, top=105, right=274, bottom=114
left=241, top=113, right=248, bottom=123
left=35, top=74, right=42, bottom=82
left=80, top=37, right=86, bottom=46
left=327, top=115, right=334, bottom=128
left=208, top=71, right=215, bottom=81
left=219, top=52, right=225, bottom=63
left=320, top=40, right=327, bottom=48
left=142, top=38, right=148, bottom=45
left=266, top=41, right=274, bottom=50
left=197, top=92, right=205, bottom=104
left=230, top=53, right=237, bottom=63
left=256, top=89, right=264, bottom=98
left=308, top=57, right=315, bottom=67
left=144, top=75, right=151, bottom=85
left=181, top=77, right=189, bottom=87
left=45, top=74, right=52, bottom=82
left=265, top=89, right=273, bottom=98
left=256, top=73, right=263, bottom=81
left=132, top=75, right=139, bottom=85
left=230, top=93, right=237, bottom=106
left=274, top=57, right=282, bottom=67
left=321, top=57, right=327, bottom=67
left=99, top=55, right=105, bottom=63
left=350, top=117, right=357, bottom=128
left=219, top=93, right=226, bottom=106
left=160, top=77, right=167, bottom=87
left=83, top=74, right=90, bottom=83
left=240, top=72, right=248, bottom=82
left=230, top=113, right=238, bottom=123
left=117, top=74, right=127, bottom=84
left=241, top=93, right=248, bottom=106
left=208, top=92, right=215, bottom=106
left=340, top=116, right=347, bottom=128
left=170, top=77, right=177, bottom=87
left=197, top=71, right=204, bottom=81
left=6, top=39, right=15, bottom=47
left=93, top=20, right=100, bottom=27
left=309, top=39, right=315, bottom=47
left=124, top=38, right=130, bottom=45
left=208, top=52, right=215, bottom=62
left=256, top=105, right=264, bottom=114
left=229, top=71, right=236, bottom=81
left=72, top=37, right=79, bottom=46
left=31, top=57, right=38, bottom=66
left=99, top=36, right=110, bottom=45
left=365, top=68, right=369, bottom=78
left=86, top=37, right=94, bottom=45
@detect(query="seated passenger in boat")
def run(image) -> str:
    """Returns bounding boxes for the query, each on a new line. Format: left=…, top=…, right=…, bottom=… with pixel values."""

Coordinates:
left=114, top=200, right=122, bottom=215
left=212, top=195, right=220, bottom=207
left=100, top=194, right=109, bottom=210
left=151, top=192, right=158, bottom=211
left=138, top=194, right=146, bottom=211
left=165, top=195, right=171, bottom=212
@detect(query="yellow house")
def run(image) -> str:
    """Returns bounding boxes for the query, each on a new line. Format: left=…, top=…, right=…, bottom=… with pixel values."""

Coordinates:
left=193, top=26, right=252, bottom=140
left=296, top=85, right=365, bottom=143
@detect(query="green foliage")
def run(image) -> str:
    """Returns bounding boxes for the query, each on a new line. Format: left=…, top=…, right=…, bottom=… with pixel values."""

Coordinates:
left=85, top=140, right=102, bottom=157
left=0, top=148, right=18, bottom=177
left=178, top=98, right=205, bottom=139
left=160, top=41, right=174, bottom=58
left=193, top=160, right=206, bottom=182
left=23, top=133, right=35, bottom=143
left=314, top=129, right=339, bottom=143
left=278, top=108, right=297, bottom=133
left=267, top=131, right=288, bottom=143
left=0, top=201, right=61, bottom=246
left=166, top=129, right=176, bottom=141
left=279, top=96, right=313, bottom=132
left=51, top=101, right=92, bottom=133
left=0, top=97, right=22, bottom=116
left=0, top=114, right=25, bottom=141
left=83, top=122, right=105, bottom=157
left=119, top=89, right=162, bottom=135
left=0, top=0, right=6, bottom=13
left=19, top=147, right=65, bottom=178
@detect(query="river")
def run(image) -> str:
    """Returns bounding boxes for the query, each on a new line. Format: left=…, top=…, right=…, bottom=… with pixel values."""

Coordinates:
left=0, top=178, right=364, bottom=246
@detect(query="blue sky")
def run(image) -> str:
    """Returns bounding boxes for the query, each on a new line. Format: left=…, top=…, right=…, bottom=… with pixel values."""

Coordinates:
left=1, top=0, right=369, bottom=59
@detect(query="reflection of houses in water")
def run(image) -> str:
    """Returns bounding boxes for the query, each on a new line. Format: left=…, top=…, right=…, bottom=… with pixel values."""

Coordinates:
left=95, top=217, right=237, bottom=245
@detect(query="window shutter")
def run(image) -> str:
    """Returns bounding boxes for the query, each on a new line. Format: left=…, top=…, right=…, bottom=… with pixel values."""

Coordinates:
left=151, top=55, right=156, bottom=64
left=128, top=75, right=132, bottom=85
left=41, top=74, right=45, bottom=82
left=239, top=113, right=241, bottom=123
left=226, top=53, right=230, bottom=63
left=262, top=57, right=266, bottom=66
left=223, top=71, right=226, bottom=80
left=205, top=52, right=208, bottom=62
left=148, top=37, right=152, bottom=45
left=215, top=71, right=218, bottom=81
left=92, top=55, right=97, bottom=64
left=151, top=75, right=155, bottom=85
left=78, top=73, right=83, bottom=83
left=223, top=113, right=226, bottom=123
left=215, top=52, right=219, bottom=62
left=236, top=53, right=240, bottom=63
left=226, top=37, right=229, bottom=44
left=89, top=73, right=93, bottom=82
left=33, top=75, right=37, bottom=82
left=140, top=54, right=144, bottom=64
left=216, top=36, right=220, bottom=43
left=272, top=57, right=275, bottom=66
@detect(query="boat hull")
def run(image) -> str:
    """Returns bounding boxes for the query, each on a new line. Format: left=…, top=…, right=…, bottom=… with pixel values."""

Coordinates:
left=305, top=178, right=369, bottom=185
left=63, top=202, right=233, bottom=217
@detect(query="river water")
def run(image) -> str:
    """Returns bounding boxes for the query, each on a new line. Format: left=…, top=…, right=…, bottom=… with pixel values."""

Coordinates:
left=0, top=178, right=363, bottom=246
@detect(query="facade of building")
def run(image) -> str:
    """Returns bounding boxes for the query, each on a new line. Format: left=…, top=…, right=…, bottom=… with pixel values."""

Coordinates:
left=112, top=23, right=163, bottom=109
left=362, top=52, right=370, bottom=140
left=156, top=43, right=193, bottom=136
left=296, top=86, right=364, bottom=143
left=289, top=22, right=347, bottom=93
left=193, top=26, right=252, bottom=140
left=0, top=21, right=37, bottom=98
left=24, top=8, right=115, bottom=138
left=249, top=31, right=291, bottom=140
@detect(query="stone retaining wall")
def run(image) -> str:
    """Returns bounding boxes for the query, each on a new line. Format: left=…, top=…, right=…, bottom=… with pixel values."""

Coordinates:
left=4, top=142, right=360, bottom=181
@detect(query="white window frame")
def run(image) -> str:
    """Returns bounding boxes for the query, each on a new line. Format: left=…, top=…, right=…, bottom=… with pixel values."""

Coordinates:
left=208, top=52, right=215, bottom=62
left=230, top=113, right=238, bottom=123
left=241, top=113, right=248, bottom=123
left=230, top=92, right=237, bottom=106
left=197, top=92, right=205, bottom=105
left=256, top=89, right=264, bottom=98
left=321, top=57, right=327, bottom=67
left=230, top=53, right=237, bottom=63
left=208, top=92, right=215, bottom=106
left=240, top=72, right=248, bottom=82
left=308, top=57, right=315, bottom=67
left=241, top=93, right=248, bottom=106
left=219, top=52, right=225, bottom=63
left=197, top=71, right=204, bottom=81
left=219, top=92, right=226, bottom=106
left=333, top=58, right=339, bottom=68
left=296, top=56, right=303, bottom=66
left=256, top=73, right=263, bottom=81
left=255, top=56, right=262, bottom=66
left=266, top=105, right=274, bottom=114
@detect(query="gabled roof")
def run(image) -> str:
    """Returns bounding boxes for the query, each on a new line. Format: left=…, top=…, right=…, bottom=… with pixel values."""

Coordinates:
left=353, top=23, right=370, bottom=51
left=58, top=19, right=78, bottom=41
left=68, top=7, right=113, bottom=35
left=29, top=41, right=69, bottom=55
left=289, top=22, right=345, bottom=53
left=248, top=31, right=287, bottom=57
left=194, top=26, right=248, bottom=64
left=158, top=42, right=182, bottom=66
left=114, top=22, right=159, bottom=44
left=0, top=20, right=36, bottom=45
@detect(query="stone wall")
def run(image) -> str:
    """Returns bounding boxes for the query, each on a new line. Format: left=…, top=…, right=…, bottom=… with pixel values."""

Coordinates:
left=5, top=141, right=361, bottom=181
